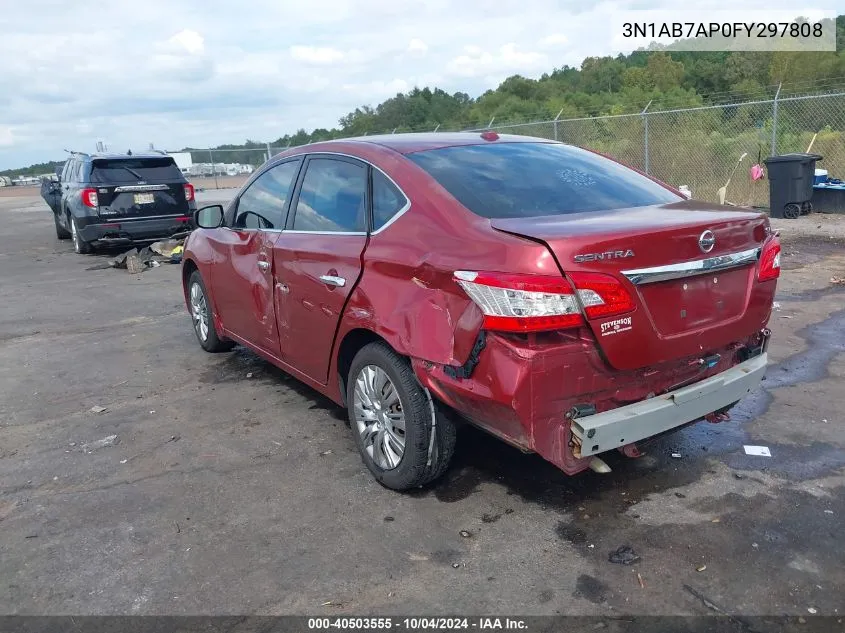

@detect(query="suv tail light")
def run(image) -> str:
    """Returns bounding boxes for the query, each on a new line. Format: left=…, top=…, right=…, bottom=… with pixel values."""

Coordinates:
left=454, top=271, right=583, bottom=332
left=758, top=236, right=781, bottom=282
left=184, top=183, right=195, bottom=202
left=81, top=188, right=98, bottom=208
left=454, top=270, right=636, bottom=333
left=567, top=272, right=636, bottom=319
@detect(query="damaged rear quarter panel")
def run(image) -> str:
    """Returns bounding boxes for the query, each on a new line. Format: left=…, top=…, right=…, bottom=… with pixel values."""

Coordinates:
left=335, top=156, right=557, bottom=370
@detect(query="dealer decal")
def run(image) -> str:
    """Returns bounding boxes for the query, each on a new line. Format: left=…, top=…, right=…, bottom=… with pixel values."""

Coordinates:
left=600, top=316, right=633, bottom=336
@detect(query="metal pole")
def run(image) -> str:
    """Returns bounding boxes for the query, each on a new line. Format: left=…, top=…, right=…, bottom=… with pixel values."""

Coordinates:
left=266, top=142, right=271, bottom=162
left=392, top=128, right=397, bottom=134
left=641, top=100, right=652, bottom=175
left=488, top=117, right=495, bottom=129
left=433, top=123, right=440, bottom=132
left=771, top=82, right=782, bottom=156
left=553, top=108, right=564, bottom=141
left=208, top=149, right=218, bottom=190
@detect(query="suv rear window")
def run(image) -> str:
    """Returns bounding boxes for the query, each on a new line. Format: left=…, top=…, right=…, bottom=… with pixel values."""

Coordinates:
left=90, top=158, right=183, bottom=184
left=407, top=142, right=680, bottom=218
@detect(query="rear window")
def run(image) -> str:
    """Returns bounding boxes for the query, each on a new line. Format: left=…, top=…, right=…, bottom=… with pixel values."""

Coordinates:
left=90, top=158, right=183, bottom=184
left=407, top=142, right=680, bottom=218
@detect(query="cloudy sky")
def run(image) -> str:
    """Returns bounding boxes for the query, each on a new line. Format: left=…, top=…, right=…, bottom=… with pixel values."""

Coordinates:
left=0, top=0, right=838, bottom=169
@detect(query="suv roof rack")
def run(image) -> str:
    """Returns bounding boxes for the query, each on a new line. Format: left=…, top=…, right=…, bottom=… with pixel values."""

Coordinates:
left=63, top=149, right=90, bottom=157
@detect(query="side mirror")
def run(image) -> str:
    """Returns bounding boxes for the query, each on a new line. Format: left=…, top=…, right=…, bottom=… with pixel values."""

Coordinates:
left=195, top=204, right=224, bottom=229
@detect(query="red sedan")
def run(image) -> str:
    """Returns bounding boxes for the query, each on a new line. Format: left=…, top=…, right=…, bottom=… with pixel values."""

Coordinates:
left=182, top=133, right=779, bottom=490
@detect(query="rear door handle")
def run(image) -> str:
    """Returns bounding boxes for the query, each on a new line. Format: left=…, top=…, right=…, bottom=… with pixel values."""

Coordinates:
left=319, top=275, right=346, bottom=287
left=257, top=260, right=270, bottom=271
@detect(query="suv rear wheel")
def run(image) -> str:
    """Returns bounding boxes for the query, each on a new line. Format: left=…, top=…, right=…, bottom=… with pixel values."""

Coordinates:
left=347, top=342, right=455, bottom=490
left=70, top=216, right=92, bottom=254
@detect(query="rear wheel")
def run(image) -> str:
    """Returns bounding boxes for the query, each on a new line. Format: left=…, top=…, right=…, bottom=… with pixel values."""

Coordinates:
left=187, top=270, right=234, bottom=353
left=54, top=214, right=70, bottom=240
left=347, top=342, right=455, bottom=490
left=70, top=216, right=92, bottom=254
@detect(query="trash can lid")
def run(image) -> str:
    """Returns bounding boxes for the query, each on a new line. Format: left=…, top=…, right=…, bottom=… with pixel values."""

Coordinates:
left=764, top=153, right=823, bottom=163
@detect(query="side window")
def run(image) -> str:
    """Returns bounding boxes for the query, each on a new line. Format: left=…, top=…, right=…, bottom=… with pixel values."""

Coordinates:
left=292, top=158, right=366, bottom=232
left=71, top=161, right=82, bottom=183
left=234, top=160, right=300, bottom=230
left=60, top=161, right=70, bottom=182
left=372, top=170, right=408, bottom=231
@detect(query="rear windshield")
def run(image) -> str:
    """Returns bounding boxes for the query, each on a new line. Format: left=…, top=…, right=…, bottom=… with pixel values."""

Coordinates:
left=407, top=142, right=680, bottom=218
left=90, top=158, right=183, bottom=184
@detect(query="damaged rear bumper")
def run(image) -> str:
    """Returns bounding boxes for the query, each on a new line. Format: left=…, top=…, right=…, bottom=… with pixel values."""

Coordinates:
left=570, top=353, right=767, bottom=457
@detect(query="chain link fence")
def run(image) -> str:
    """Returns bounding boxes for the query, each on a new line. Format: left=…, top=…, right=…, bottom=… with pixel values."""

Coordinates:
left=484, top=90, right=845, bottom=208
left=180, top=89, right=844, bottom=209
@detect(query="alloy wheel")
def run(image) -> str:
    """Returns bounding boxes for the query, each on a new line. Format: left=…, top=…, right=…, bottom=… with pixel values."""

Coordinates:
left=353, top=365, right=406, bottom=470
left=190, top=282, right=209, bottom=341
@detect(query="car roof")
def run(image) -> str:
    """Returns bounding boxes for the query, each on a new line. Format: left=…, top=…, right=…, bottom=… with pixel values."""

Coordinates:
left=87, top=153, right=174, bottom=161
left=323, top=132, right=555, bottom=155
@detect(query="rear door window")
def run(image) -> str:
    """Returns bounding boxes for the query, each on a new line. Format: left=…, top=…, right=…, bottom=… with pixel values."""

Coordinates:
left=372, top=170, right=408, bottom=231
left=234, top=160, right=301, bottom=230
left=407, top=142, right=680, bottom=218
left=291, top=158, right=367, bottom=232
left=90, top=158, right=183, bottom=184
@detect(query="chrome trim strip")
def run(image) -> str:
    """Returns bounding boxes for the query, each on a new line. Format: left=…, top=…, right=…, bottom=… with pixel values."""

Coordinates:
left=114, top=184, right=171, bottom=192
left=107, top=214, right=192, bottom=222
left=283, top=230, right=367, bottom=236
left=622, top=247, right=760, bottom=285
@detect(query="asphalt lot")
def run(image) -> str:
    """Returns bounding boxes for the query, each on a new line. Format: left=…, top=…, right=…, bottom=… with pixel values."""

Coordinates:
left=1, top=191, right=845, bottom=617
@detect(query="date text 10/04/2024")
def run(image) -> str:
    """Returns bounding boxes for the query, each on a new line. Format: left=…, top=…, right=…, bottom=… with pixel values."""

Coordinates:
left=307, top=618, right=528, bottom=630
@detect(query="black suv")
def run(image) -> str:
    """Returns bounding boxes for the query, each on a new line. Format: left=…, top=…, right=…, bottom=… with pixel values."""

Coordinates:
left=41, top=152, right=196, bottom=254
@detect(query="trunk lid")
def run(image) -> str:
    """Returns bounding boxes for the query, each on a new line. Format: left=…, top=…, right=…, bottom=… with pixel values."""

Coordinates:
left=491, top=200, right=775, bottom=370
left=90, top=158, right=191, bottom=219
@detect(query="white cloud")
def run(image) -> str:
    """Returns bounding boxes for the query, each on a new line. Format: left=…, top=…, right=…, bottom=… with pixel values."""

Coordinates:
left=0, top=126, right=14, bottom=147
left=290, top=45, right=346, bottom=64
left=168, top=29, right=204, bottom=55
left=448, top=43, right=547, bottom=78
left=539, top=33, right=569, bottom=48
left=407, top=38, right=428, bottom=56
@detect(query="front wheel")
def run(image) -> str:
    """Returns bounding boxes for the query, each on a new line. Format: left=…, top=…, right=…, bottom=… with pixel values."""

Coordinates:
left=347, top=342, right=455, bottom=490
left=187, top=270, right=234, bottom=353
left=70, top=216, right=92, bottom=254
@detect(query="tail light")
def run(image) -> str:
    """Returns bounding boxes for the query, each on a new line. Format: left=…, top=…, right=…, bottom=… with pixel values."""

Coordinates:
left=81, top=188, right=98, bottom=208
left=184, top=183, right=195, bottom=202
left=454, top=270, right=636, bottom=333
left=758, top=236, right=781, bottom=282
left=567, top=272, right=636, bottom=319
left=454, top=271, right=583, bottom=332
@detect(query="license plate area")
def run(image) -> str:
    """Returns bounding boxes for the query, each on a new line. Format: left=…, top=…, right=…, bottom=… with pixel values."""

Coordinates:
left=637, top=267, right=750, bottom=335
left=134, top=193, right=155, bottom=205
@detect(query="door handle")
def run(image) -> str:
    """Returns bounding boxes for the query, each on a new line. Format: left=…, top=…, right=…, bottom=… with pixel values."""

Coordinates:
left=319, top=275, right=346, bottom=287
left=257, top=260, right=270, bottom=271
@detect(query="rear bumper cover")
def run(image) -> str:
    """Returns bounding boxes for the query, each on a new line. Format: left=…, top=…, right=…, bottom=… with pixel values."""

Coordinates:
left=570, top=353, right=767, bottom=457
left=78, top=216, right=193, bottom=243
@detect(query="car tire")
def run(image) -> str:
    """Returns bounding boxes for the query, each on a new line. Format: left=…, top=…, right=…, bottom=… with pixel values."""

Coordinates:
left=70, top=215, right=92, bottom=254
left=187, top=270, right=234, bottom=353
left=54, top=213, right=71, bottom=240
left=347, top=342, right=456, bottom=490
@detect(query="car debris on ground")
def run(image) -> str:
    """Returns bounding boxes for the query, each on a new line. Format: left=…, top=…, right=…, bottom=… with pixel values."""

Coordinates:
left=106, top=235, right=189, bottom=273
left=608, top=545, right=641, bottom=565
left=81, top=435, right=119, bottom=453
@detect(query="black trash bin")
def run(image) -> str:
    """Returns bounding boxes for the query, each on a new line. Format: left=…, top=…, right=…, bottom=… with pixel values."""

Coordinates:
left=764, top=153, right=822, bottom=219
